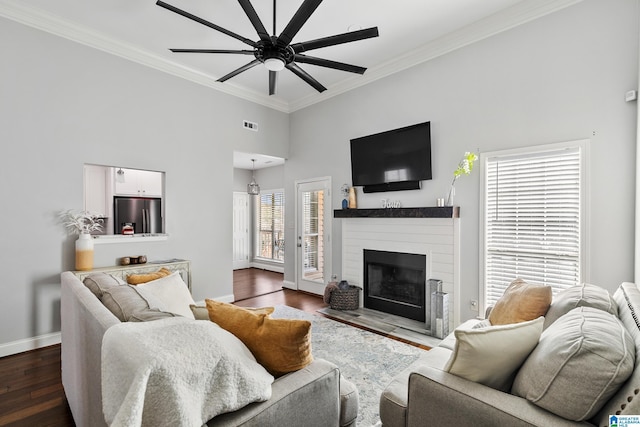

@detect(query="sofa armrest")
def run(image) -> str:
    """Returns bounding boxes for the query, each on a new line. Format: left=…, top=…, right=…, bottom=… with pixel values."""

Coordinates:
left=406, top=366, right=590, bottom=427
left=211, top=359, right=346, bottom=427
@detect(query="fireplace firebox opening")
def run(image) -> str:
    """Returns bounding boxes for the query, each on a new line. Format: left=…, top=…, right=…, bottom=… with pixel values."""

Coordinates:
left=363, top=249, right=426, bottom=322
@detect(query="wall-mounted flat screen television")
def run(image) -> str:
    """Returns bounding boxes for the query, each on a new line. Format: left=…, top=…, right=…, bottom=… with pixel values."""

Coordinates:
left=350, top=121, right=432, bottom=193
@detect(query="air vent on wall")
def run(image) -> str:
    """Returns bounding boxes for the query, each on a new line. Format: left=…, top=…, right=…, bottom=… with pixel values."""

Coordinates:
left=243, top=120, right=258, bottom=132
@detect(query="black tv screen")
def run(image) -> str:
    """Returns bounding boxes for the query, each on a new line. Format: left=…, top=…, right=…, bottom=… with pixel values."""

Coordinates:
left=350, top=122, right=432, bottom=191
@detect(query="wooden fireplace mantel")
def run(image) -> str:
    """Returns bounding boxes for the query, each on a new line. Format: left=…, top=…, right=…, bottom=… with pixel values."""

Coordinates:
left=333, top=206, right=459, bottom=219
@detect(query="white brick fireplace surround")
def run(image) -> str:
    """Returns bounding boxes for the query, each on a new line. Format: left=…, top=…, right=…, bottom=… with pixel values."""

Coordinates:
left=336, top=207, right=461, bottom=333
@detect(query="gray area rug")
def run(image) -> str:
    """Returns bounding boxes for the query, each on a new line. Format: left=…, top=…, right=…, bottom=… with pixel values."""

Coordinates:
left=272, top=305, right=426, bottom=427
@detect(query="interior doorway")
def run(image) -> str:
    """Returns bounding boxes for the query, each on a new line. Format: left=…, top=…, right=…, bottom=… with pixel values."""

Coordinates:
left=232, top=192, right=250, bottom=270
left=296, top=177, right=332, bottom=295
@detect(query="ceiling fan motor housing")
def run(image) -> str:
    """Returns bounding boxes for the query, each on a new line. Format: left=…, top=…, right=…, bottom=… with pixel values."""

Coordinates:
left=256, top=41, right=295, bottom=67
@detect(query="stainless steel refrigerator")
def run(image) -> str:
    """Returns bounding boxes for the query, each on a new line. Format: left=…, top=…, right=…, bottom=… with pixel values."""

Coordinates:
left=113, top=196, right=162, bottom=234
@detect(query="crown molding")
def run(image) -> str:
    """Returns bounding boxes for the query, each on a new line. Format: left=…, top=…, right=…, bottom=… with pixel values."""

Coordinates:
left=0, top=0, right=290, bottom=113
left=0, top=0, right=582, bottom=114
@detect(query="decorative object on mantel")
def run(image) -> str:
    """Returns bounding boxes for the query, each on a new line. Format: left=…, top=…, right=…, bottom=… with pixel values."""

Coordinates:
left=436, top=198, right=445, bottom=207
left=340, top=184, right=350, bottom=209
left=60, top=209, right=104, bottom=271
left=247, top=158, right=260, bottom=195
left=381, top=199, right=401, bottom=208
left=348, top=187, right=357, bottom=209
left=446, top=151, right=478, bottom=206
left=120, top=255, right=148, bottom=266
left=430, top=280, right=449, bottom=339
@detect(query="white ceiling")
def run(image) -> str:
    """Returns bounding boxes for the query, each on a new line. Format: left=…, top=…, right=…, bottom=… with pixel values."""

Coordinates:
left=0, top=0, right=580, bottom=114
left=0, top=0, right=580, bottom=169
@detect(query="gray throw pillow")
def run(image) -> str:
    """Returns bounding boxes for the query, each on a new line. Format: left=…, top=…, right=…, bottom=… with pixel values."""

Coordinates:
left=83, top=273, right=124, bottom=299
left=543, top=282, right=617, bottom=329
left=101, top=285, right=150, bottom=322
left=129, top=308, right=177, bottom=322
left=512, top=307, right=634, bottom=421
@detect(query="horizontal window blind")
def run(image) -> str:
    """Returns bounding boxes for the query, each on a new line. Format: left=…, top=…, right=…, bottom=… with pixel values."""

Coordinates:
left=484, top=147, right=581, bottom=307
left=258, top=191, right=285, bottom=261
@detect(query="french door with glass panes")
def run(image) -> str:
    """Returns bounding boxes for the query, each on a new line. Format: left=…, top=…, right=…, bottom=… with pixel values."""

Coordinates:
left=296, top=178, right=331, bottom=295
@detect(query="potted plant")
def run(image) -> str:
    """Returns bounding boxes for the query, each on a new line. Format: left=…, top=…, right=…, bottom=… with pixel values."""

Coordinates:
left=60, top=210, right=104, bottom=271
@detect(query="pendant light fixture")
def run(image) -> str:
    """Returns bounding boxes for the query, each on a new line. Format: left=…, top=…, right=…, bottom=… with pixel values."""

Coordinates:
left=247, top=159, right=260, bottom=195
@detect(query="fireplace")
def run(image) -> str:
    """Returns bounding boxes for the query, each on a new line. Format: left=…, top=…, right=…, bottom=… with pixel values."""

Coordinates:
left=363, top=249, right=426, bottom=322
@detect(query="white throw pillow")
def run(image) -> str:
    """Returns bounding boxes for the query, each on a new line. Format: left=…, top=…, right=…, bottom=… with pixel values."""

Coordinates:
left=133, top=272, right=196, bottom=319
left=444, top=316, right=544, bottom=391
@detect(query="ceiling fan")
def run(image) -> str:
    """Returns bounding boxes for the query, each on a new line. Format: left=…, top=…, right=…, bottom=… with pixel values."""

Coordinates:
left=156, top=0, right=379, bottom=96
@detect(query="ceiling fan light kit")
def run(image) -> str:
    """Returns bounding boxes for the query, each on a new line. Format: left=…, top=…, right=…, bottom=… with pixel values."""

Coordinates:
left=156, top=0, right=379, bottom=96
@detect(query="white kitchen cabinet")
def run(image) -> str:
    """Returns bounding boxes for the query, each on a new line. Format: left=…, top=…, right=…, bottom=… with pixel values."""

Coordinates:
left=114, top=168, right=163, bottom=197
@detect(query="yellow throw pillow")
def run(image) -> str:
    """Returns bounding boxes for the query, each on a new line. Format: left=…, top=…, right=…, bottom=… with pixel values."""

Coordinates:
left=190, top=304, right=275, bottom=320
left=127, top=268, right=171, bottom=285
left=488, top=278, right=552, bottom=325
left=205, top=299, right=313, bottom=377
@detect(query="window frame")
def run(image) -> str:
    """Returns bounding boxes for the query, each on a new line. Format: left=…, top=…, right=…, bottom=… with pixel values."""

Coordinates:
left=479, top=140, right=590, bottom=312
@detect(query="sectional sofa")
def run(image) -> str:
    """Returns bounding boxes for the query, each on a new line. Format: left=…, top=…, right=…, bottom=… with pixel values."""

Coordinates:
left=60, top=271, right=358, bottom=427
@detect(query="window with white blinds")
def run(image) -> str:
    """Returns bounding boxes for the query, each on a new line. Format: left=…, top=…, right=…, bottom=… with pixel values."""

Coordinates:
left=482, top=143, right=585, bottom=308
left=257, top=191, right=285, bottom=262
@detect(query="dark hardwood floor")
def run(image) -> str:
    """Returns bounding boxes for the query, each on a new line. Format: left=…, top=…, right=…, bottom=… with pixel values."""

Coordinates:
left=0, top=268, right=423, bottom=426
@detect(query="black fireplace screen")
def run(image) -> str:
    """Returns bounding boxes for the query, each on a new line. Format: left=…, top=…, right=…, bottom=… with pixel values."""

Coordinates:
left=363, top=249, right=426, bottom=322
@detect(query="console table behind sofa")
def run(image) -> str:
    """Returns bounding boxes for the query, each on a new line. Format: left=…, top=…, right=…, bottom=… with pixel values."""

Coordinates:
left=72, top=259, right=191, bottom=291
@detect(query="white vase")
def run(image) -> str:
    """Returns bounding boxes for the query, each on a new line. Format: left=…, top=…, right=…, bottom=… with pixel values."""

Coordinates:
left=75, top=233, right=94, bottom=271
left=446, top=186, right=455, bottom=206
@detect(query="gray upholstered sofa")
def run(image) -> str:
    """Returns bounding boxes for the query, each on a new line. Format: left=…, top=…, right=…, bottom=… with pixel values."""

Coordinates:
left=60, top=271, right=358, bottom=427
left=380, top=282, right=640, bottom=427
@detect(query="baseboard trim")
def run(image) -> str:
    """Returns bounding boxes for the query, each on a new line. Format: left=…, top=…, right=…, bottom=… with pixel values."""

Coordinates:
left=0, top=332, right=61, bottom=358
left=216, top=294, right=235, bottom=303
left=283, top=280, right=296, bottom=290
left=250, top=262, right=284, bottom=274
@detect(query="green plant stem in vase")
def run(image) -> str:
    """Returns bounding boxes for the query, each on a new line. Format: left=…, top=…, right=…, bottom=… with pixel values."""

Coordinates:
left=446, top=152, right=478, bottom=206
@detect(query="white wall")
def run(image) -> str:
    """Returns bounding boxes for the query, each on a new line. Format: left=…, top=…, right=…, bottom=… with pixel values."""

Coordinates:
left=285, top=0, right=639, bottom=322
left=0, top=17, right=289, bottom=351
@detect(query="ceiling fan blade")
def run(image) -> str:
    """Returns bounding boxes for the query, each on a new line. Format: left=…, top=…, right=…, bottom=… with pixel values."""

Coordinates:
left=217, top=59, right=262, bottom=82
left=156, top=1, right=257, bottom=48
left=276, top=0, right=323, bottom=48
left=170, top=49, right=255, bottom=54
left=294, top=54, right=366, bottom=74
left=286, top=62, right=326, bottom=93
left=291, top=27, right=379, bottom=53
left=238, top=0, right=271, bottom=42
left=269, top=70, right=277, bottom=95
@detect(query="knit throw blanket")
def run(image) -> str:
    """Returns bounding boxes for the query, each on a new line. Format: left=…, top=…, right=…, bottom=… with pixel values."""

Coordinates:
left=102, top=318, right=274, bottom=427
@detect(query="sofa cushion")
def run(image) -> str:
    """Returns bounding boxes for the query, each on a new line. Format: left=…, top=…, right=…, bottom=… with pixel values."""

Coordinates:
left=488, top=278, right=552, bottom=325
left=512, top=307, right=635, bottom=421
left=543, top=282, right=617, bottom=329
left=190, top=304, right=275, bottom=320
left=101, top=285, right=150, bottom=322
left=133, top=272, right=195, bottom=319
left=444, top=316, right=544, bottom=391
left=83, top=273, right=124, bottom=299
left=205, top=299, right=313, bottom=377
left=126, top=267, right=172, bottom=285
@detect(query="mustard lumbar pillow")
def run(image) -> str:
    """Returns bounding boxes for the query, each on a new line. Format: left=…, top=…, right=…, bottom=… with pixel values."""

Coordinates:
left=190, top=304, right=274, bottom=320
left=127, top=267, right=171, bottom=285
left=489, top=278, right=552, bottom=325
left=205, top=299, right=313, bottom=377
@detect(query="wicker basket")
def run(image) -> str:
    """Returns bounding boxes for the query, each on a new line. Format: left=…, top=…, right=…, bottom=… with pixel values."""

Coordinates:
left=329, top=286, right=360, bottom=311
